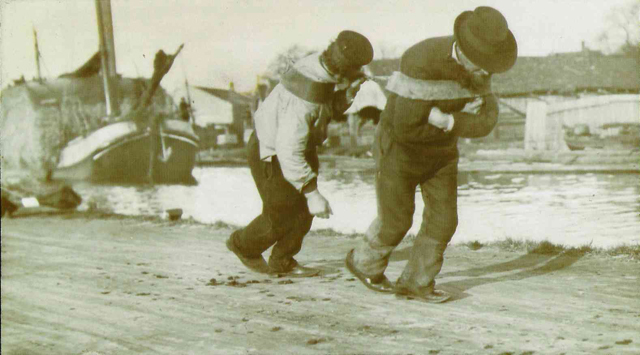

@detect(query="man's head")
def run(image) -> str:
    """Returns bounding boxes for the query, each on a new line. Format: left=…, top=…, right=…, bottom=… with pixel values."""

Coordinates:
left=321, top=30, right=374, bottom=80
left=455, top=43, right=489, bottom=76
left=454, top=6, right=518, bottom=74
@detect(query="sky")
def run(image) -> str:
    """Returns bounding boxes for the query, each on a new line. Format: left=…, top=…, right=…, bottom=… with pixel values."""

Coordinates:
left=0, top=0, right=635, bottom=97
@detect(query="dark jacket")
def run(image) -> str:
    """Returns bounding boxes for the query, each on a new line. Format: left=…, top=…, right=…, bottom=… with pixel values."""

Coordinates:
left=380, top=36, right=499, bottom=157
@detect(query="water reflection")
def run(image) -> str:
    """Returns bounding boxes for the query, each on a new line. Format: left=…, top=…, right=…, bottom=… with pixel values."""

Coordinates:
left=73, top=167, right=640, bottom=248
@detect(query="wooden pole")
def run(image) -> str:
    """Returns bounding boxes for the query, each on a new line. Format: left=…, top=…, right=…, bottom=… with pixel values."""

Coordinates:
left=33, top=28, right=42, bottom=82
left=525, top=101, right=548, bottom=151
left=95, top=0, right=120, bottom=117
left=184, top=79, right=196, bottom=125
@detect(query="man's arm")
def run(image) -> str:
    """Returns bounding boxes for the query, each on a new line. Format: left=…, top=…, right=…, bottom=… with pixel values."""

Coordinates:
left=448, top=74, right=499, bottom=138
left=450, top=94, right=499, bottom=138
left=390, top=95, right=452, bottom=143
left=275, top=110, right=317, bottom=192
left=391, top=93, right=498, bottom=141
left=275, top=108, right=332, bottom=219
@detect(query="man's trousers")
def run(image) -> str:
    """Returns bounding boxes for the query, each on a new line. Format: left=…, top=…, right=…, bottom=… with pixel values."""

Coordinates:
left=232, top=132, right=317, bottom=271
left=352, top=125, right=459, bottom=291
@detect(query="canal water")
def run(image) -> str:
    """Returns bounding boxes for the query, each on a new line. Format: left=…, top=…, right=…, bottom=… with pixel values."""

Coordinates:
left=73, top=166, right=640, bottom=248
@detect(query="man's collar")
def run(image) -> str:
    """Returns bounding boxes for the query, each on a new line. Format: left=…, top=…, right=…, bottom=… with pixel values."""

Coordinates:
left=451, top=41, right=490, bottom=76
left=319, top=55, right=338, bottom=79
left=451, top=41, right=461, bottom=65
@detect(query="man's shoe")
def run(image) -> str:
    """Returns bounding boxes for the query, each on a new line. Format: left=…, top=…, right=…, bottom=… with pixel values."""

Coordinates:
left=395, top=285, right=452, bottom=304
left=345, top=249, right=395, bottom=293
left=270, top=264, right=321, bottom=278
left=225, top=236, right=270, bottom=274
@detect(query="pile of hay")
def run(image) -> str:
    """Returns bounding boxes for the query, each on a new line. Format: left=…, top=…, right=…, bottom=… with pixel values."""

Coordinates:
left=0, top=75, right=174, bottom=181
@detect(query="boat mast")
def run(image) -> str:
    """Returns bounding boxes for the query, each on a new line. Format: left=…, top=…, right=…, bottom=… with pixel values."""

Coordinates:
left=33, top=27, right=42, bottom=82
left=184, top=78, right=195, bottom=124
left=95, top=0, right=120, bottom=117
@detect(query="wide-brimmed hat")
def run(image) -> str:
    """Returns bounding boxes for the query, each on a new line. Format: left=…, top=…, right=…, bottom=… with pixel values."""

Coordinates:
left=454, top=7, right=517, bottom=73
left=334, top=30, right=374, bottom=68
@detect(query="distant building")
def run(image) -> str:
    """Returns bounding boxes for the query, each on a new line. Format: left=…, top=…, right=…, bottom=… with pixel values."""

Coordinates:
left=190, top=84, right=254, bottom=148
left=366, top=48, right=640, bottom=149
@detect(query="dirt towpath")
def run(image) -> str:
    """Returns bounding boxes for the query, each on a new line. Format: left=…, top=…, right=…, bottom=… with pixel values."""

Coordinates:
left=1, top=212, right=639, bottom=355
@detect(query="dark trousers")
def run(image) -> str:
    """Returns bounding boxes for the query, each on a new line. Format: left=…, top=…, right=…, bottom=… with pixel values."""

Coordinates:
left=353, top=125, right=458, bottom=291
left=232, top=133, right=317, bottom=271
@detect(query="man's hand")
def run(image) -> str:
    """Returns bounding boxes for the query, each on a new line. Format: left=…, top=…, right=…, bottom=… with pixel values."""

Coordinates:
left=470, top=73, right=492, bottom=94
left=462, top=97, right=483, bottom=114
left=428, top=106, right=454, bottom=131
left=304, top=189, right=333, bottom=219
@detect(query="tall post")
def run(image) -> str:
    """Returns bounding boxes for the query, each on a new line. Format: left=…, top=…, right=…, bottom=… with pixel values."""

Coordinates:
left=525, top=101, right=548, bottom=151
left=95, top=0, right=120, bottom=117
left=184, top=79, right=195, bottom=124
left=33, top=28, right=42, bottom=82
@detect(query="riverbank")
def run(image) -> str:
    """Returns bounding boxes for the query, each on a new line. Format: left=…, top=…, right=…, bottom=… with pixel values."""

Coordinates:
left=2, top=211, right=639, bottom=354
left=196, top=145, right=640, bottom=174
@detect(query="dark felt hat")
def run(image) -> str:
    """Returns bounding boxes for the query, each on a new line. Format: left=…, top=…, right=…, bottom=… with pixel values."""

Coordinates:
left=454, top=7, right=518, bottom=73
left=335, top=30, right=374, bottom=68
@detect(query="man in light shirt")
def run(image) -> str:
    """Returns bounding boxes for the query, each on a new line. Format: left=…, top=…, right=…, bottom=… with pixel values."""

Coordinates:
left=346, top=7, right=518, bottom=302
left=227, top=31, right=373, bottom=277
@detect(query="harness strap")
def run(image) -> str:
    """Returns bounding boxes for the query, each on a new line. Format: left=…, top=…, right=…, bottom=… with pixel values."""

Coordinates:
left=280, top=68, right=335, bottom=104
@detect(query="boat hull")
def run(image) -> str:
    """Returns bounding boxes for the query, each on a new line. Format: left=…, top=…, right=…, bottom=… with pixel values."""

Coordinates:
left=564, top=123, right=640, bottom=151
left=52, top=120, right=199, bottom=184
left=565, top=134, right=640, bottom=151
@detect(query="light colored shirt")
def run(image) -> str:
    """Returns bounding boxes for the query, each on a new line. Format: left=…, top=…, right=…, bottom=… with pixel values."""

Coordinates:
left=253, top=53, right=338, bottom=191
left=344, top=80, right=387, bottom=115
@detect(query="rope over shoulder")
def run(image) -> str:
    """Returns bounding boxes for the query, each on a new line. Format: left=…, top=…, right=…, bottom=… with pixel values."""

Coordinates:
left=385, top=71, right=489, bottom=101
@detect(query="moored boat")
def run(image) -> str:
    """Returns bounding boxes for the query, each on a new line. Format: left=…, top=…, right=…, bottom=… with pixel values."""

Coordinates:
left=564, top=123, right=640, bottom=151
left=1, top=0, right=198, bottom=185
left=52, top=119, right=199, bottom=183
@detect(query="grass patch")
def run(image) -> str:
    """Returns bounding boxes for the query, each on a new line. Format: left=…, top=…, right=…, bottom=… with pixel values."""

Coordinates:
left=210, top=220, right=239, bottom=230
left=490, top=238, right=581, bottom=256
left=491, top=238, right=539, bottom=251
left=603, top=244, right=640, bottom=259
left=12, top=209, right=239, bottom=229
left=479, top=238, right=639, bottom=260
left=401, top=233, right=417, bottom=243
left=12, top=210, right=640, bottom=260
left=312, top=228, right=364, bottom=239
left=563, top=244, right=595, bottom=257
left=464, top=240, right=485, bottom=250
left=528, top=240, right=565, bottom=255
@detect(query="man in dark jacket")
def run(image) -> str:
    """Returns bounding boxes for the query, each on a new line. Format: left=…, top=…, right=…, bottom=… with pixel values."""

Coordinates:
left=345, top=7, right=518, bottom=303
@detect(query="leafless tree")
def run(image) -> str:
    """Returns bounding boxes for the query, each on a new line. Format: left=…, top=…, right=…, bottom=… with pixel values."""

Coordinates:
left=374, top=42, right=404, bottom=59
left=597, top=0, right=640, bottom=57
left=264, top=44, right=316, bottom=80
